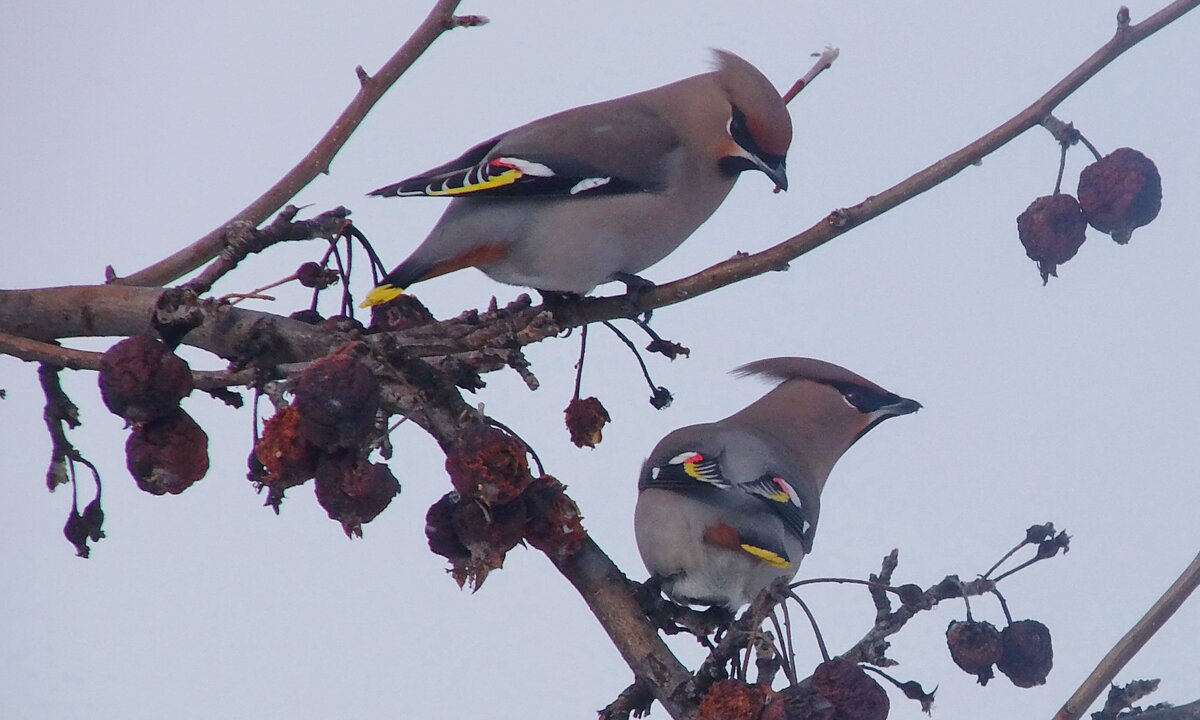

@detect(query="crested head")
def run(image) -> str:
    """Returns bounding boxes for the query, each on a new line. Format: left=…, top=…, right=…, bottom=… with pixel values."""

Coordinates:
left=733, top=357, right=890, bottom=395
left=710, top=49, right=792, bottom=158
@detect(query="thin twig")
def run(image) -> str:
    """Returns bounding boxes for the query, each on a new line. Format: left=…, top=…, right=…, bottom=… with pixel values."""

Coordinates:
left=115, top=0, right=476, bottom=288
left=559, top=0, right=1200, bottom=328
left=1052, top=550, right=1200, bottom=720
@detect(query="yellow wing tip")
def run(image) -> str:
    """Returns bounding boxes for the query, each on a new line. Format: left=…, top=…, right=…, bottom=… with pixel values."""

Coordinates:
left=359, top=284, right=404, bottom=308
left=740, top=544, right=792, bottom=569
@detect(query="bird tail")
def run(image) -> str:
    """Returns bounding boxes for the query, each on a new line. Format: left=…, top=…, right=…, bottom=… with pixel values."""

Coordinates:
left=359, top=262, right=429, bottom=308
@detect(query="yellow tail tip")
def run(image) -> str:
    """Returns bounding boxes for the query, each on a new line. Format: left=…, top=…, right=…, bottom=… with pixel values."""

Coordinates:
left=740, top=544, right=792, bottom=569
left=359, top=284, right=404, bottom=308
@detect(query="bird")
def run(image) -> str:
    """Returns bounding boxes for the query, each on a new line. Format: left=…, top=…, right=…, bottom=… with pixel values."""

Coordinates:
left=635, top=357, right=920, bottom=610
left=360, top=50, right=792, bottom=308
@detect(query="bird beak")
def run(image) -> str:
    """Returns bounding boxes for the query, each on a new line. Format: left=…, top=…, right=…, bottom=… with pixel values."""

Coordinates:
left=886, top=396, right=922, bottom=417
left=754, top=153, right=788, bottom=192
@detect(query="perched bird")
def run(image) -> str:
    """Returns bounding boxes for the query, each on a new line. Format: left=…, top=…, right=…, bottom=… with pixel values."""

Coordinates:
left=361, top=50, right=792, bottom=307
left=635, top=358, right=920, bottom=610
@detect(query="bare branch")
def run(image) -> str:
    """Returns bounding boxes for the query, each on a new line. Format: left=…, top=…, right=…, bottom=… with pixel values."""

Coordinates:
left=1052, top=550, right=1200, bottom=720
left=555, top=0, right=1200, bottom=327
left=114, top=0, right=476, bottom=288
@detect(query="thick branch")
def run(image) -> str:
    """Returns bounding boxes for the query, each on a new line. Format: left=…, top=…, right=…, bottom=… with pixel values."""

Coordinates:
left=114, top=0, right=470, bottom=288
left=554, top=539, right=697, bottom=720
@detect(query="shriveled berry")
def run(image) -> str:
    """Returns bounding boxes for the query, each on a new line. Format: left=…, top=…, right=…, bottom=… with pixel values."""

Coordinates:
left=426, top=492, right=470, bottom=562
left=367, top=293, right=436, bottom=332
left=947, top=619, right=1003, bottom=685
left=98, top=334, right=193, bottom=424
left=445, top=422, right=532, bottom=505
left=812, top=658, right=889, bottom=720
left=314, top=453, right=400, bottom=537
left=1078, top=147, right=1162, bottom=244
left=296, top=262, right=338, bottom=289
left=125, top=408, right=209, bottom=495
left=253, top=404, right=320, bottom=507
left=698, top=679, right=766, bottom=720
left=1017, top=194, right=1088, bottom=284
left=523, top=475, right=586, bottom=559
left=564, top=396, right=610, bottom=448
left=997, top=619, right=1054, bottom=688
left=293, top=351, right=380, bottom=451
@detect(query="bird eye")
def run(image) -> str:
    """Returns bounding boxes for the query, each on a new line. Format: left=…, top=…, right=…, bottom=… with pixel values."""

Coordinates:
left=728, top=105, right=755, bottom=150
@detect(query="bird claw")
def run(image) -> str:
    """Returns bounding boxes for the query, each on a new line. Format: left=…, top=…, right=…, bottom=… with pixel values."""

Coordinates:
left=612, top=272, right=655, bottom=323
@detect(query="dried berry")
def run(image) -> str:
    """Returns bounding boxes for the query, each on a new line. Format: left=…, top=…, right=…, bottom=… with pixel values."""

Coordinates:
left=426, top=492, right=470, bottom=562
left=314, top=453, right=400, bottom=537
left=63, top=510, right=91, bottom=558
left=698, top=679, right=766, bottom=720
left=523, top=475, right=586, bottom=559
left=293, top=352, right=380, bottom=451
left=1078, top=147, right=1162, bottom=244
left=81, top=497, right=105, bottom=542
left=564, top=396, right=611, bottom=448
left=424, top=491, right=529, bottom=591
left=125, top=408, right=209, bottom=495
left=997, top=619, right=1053, bottom=688
left=296, top=261, right=338, bottom=289
left=812, top=658, right=889, bottom=720
left=1017, top=194, right=1088, bottom=284
left=760, top=683, right=834, bottom=720
left=253, top=404, right=320, bottom=508
left=445, top=422, right=532, bottom=505
left=947, top=619, right=1004, bottom=685
left=98, top=334, right=193, bottom=424
left=451, top=497, right=528, bottom=590
left=367, top=293, right=436, bottom=332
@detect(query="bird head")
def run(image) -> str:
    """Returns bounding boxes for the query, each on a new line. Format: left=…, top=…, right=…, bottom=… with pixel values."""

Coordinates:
left=711, top=49, right=792, bottom=191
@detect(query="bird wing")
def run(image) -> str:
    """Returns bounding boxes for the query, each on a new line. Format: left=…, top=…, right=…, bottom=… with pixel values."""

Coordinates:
left=738, top=475, right=813, bottom=551
left=369, top=99, right=680, bottom=199
left=641, top=449, right=812, bottom=561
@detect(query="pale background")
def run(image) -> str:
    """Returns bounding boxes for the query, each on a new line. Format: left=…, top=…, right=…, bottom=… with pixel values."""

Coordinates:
left=2, top=2, right=1198, bottom=719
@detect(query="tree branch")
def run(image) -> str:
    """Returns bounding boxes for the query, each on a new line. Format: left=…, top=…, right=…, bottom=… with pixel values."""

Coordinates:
left=1052, top=550, right=1200, bottom=720
left=114, top=0, right=477, bottom=288
left=554, top=0, right=1200, bottom=327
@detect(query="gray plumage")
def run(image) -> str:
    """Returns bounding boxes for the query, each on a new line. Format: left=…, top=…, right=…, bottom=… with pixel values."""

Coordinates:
left=362, top=50, right=791, bottom=306
left=635, top=358, right=921, bottom=609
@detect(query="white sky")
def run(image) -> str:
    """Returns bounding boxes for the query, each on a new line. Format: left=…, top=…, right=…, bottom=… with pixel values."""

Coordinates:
left=2, top=2, right=1199, bottom=719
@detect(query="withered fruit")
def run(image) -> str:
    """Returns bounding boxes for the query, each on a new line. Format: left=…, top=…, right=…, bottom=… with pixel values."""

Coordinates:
left=564, top=396, right=611, bottom=448
left=98, top=334, right=194, bottom=424
left=125, top=408, right=209, bottom=495
left=293, top=352, right=380, bottom=451
left=1017, top=193, right=1088, bottom=284
left=997, top=619, right=1054, bottom=688
left=314, top=453, right=400, bottom=537
left=697, top=680, right=767, bottom=720
left=522, top=476, right=586, bottom=560
left=426, top=492, right=470, bottom=562
left=253, top=404, right=320, bottom=494
left=444, top=422, right=532, bottom=505
left=1077, top=147, right=1162, bottom=244
left=946, top=619, right=1003, bottom=685
left=812, top=658, right=889, bottom=720
left=367, top=293, right=436, bottom=332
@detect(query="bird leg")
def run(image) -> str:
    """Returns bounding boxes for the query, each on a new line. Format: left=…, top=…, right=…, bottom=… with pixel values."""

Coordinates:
left=634, top=578, right=729, bottom=645
left=612, top=272, right=655, bottom=322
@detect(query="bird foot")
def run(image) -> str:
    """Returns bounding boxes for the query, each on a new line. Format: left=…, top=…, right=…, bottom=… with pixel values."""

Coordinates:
left=612, top=272, right=655, bottom=322
left=635, top=578, right=731, bottom=643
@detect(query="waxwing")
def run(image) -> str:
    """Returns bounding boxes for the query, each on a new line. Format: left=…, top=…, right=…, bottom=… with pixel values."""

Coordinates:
left=361, top=50, right=791, bottom=307
left=635, top=358, right=921, bottom=609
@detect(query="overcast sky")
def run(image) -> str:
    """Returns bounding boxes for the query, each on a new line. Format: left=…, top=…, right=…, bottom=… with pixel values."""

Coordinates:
left=3, top=2, right=1199, bottom=719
